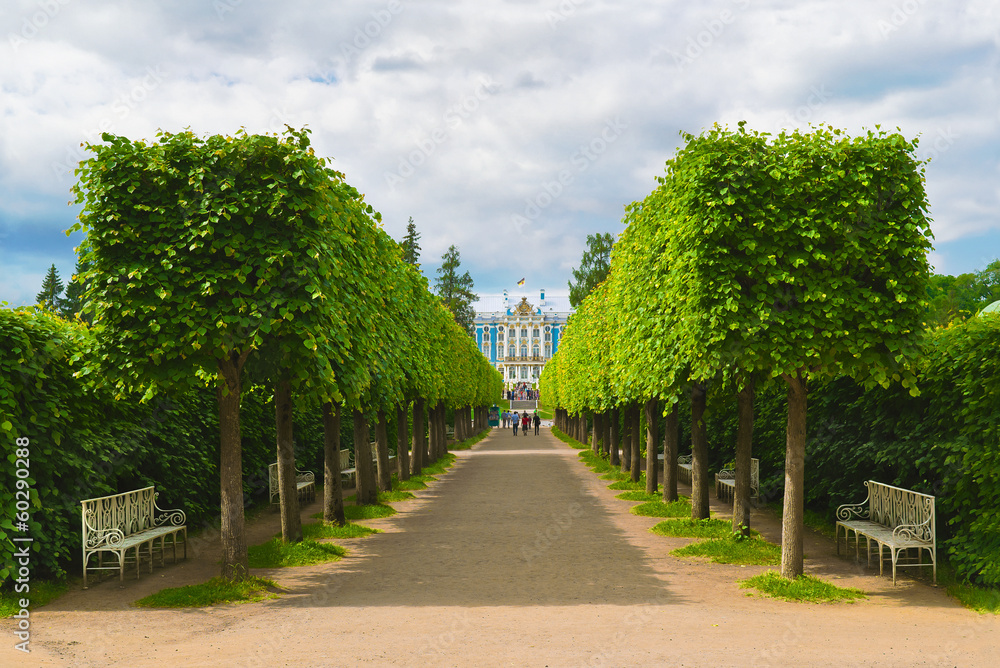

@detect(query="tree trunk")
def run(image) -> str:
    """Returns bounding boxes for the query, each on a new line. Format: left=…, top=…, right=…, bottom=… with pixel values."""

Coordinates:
left=411, top=398, right=425, bottom=476
left=630, top=403, right=641, bottom=483
left=609, top=406, right=620, bottom=467
left=375, top=408, right=392, bottom=492
left=422, top=402, right=431, bottom=464
left=431, top=403, right=442, bottom=463
left=322, top=402, right=346, bottom=526
left=354, top=410, right=377, bottom=505
left=275, top=379, right=302, bottom=543
left=217, top=356, right=248, bottom=581
left=396, top=402, right=410, bottom=481
left=645, top=397, right=659, bottom=494
left=781, top=373, right=807, bottom=579
left=662, top=403, right=679, bottom=503
left=620, top=405, right=631, bottom=474
left=733, top=377, right=756, bottom=537
left=580, top=413, right=588, bottom=446
left=691, top=383, right=709, bottom=520
left=591, top=411, right=600, bottom=454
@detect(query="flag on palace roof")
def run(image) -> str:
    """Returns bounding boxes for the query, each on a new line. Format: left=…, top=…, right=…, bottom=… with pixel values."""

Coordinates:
left=517, top=278, right=525, bottom=286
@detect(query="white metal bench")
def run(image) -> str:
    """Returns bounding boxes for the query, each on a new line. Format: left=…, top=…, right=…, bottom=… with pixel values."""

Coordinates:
left=81, top=486, right=186, bottom=588
left=268, top=463, right=316, bottom=505
left=715, top=458, right=759, bottom=503
left=677, top=454, right=693, bottom=485
left=341, top=448, right=356, bottom=487
left=836, top=480, right=936, bottom=584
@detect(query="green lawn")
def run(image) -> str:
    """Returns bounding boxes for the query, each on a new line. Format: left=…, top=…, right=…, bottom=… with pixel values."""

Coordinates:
left=133, top=576, right=281, bottom=608
left=671, top=535, right=780, bottom=565
left=740, top=570, right=866, bottom=603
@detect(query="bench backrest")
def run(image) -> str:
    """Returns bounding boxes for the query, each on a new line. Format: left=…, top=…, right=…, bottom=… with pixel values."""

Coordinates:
left=82, top=486, right=157, bottom=549
left=866, top=480, right=935, bottom=541
left=341, top=448, right=352, bottom=470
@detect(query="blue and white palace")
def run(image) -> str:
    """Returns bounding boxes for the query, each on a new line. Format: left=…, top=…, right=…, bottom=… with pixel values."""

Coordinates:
left=472, top=288, right=574, bottom=388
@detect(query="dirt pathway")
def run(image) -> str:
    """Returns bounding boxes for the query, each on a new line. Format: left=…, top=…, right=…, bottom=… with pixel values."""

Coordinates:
left=6, top=426, right=999, bottom=666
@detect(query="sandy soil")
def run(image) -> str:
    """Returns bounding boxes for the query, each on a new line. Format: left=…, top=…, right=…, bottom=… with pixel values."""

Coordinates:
left=5, top=426, right=999, bottom=667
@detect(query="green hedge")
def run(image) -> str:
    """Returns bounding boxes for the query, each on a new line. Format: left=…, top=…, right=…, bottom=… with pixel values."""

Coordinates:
left=692, top=314, right=1000, bottom=585
left=0, top=308, right=355, bottom=587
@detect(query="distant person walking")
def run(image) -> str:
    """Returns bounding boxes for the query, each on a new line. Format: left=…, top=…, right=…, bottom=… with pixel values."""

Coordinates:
left=512, top=411, right=519, bottom=436
left=533, top=411, right=541, bottom=435
left=521, top=412, right=530, bottom=436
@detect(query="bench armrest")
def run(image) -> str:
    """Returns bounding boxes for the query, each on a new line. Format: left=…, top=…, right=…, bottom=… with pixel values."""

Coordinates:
left=716, top=468, right=735, bottom=480
left=295, top=470, right=315, bottom=484
left=892, top=521, right=933, bottom=543
left=154, top=498, right=187, bottom=527
left=677, top=454, right=692, bottom=465
left=84, top=526, right=126, bottom=549
left=836, top=501, right=870, bottom=521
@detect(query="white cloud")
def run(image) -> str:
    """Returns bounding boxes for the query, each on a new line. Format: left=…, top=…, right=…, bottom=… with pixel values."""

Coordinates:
left=1, top=0, right=999, bottom=305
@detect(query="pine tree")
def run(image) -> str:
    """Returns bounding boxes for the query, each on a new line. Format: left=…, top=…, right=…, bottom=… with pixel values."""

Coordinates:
left=434, top=245, right=477, bottom=334
left=400, top=217, right=421, bottom=266
left=36, top=264, right=64, bottom=310
left=568, top=232, right=615, bottom=308
left=61, top=255, right=92, bottom=323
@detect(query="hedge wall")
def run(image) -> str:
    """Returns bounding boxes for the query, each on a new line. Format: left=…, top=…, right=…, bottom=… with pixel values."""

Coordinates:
left=1, top=308, right=356, bottom=586
left=692, top=314, right=1000, bottom=585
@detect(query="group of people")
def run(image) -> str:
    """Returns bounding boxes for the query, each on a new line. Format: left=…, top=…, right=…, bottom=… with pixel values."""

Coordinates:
left=505, top=384, right=539, bottom=401
left=502, top=409, right=541, bottom=435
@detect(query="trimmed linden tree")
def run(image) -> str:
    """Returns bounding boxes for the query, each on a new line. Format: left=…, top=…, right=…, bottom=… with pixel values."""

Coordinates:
left=662, top=123, right=932, bottom=578
left=72, top=128, right=355, bottom=581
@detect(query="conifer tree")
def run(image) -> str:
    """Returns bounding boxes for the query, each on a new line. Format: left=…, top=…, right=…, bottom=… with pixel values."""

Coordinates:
left=36, top=264, right=64, bottom=310
left=400, top=217, right=421, bottom=266
left=434, top=245, right=477, bottom=335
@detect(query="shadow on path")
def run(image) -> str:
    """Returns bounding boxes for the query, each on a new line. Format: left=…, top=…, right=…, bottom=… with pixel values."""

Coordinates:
left=271, top=427, right=678, bottom=608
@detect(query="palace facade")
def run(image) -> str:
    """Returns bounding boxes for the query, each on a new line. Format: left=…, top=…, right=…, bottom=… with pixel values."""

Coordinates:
left=472, top=288, right=574, bottom=388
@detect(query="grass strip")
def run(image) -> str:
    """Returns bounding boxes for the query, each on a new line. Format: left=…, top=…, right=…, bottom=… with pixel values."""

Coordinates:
left=615, top=490, right=662, bottom=502
left=948, top=581, right=1000, bottom=614
left=671, top=535, right=780, bottom=565
left=394, top=478, right=428, bottom=490
left=248, top=537, right=347, bottom=568
left=630, top=499, right=692, bottom=517
left=134, top=576, right=281, bottom=608
left=344, top=504, right=396, bottom=520
left=740, top=570, right=866, bottom=603
left=302, top=521, right=379, bottom=540
left=378, top=490, right=416, bottom=503
left=0, top=580, right=68, bottom=617
left=609, top=478, right=647, bottom=491
left=551, top=426, right=587, bottom=449
left=651, top=518, right=737, bottom=539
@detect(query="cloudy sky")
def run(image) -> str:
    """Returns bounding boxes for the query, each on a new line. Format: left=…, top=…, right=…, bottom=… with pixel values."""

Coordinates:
left=1, top=0, right=998, bottom=306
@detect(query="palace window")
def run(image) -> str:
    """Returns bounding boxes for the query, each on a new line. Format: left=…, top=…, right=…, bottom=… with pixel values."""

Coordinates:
left=509, top=346, right=515, bottom=357
left=520, top=366, right=528, bottom=379
left=532, top=366, right=540, bottom=377
left=544, top=343, right=551, bottom=357
left=509, top=367, right=516, bottom=379
left=532, top=328, right=539, bottom=338
left=497, top=327, right=504, bottom=340
left=520, top=328, right=528, bottom=338
left=520, top=346, right=528, bottom=358
left=482, top=343, right=490, bottom=355
left=544, top=331, right=551, bottom=341
left=532, top=345, right=539, bottom=358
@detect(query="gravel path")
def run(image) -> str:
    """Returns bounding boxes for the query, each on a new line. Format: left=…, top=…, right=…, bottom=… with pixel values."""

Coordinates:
left=7, top=426, right=999, bottom=666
